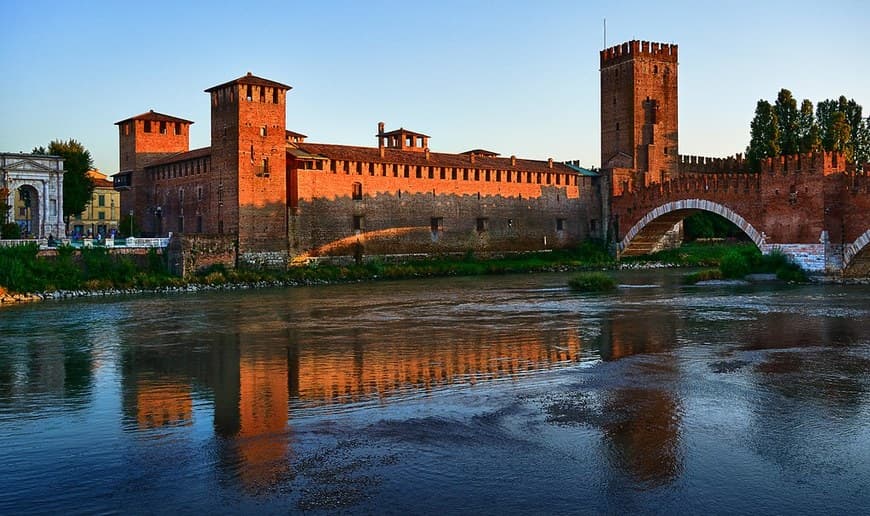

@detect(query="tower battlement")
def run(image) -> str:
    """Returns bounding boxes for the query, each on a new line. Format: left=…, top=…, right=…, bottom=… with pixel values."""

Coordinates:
left=600, top=40, right=678, bottom=68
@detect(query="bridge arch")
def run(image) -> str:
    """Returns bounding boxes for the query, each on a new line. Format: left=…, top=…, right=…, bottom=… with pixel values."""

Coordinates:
left=843, top=229, right=870, bottom=275
left=619, top=199, right=764, bottom=255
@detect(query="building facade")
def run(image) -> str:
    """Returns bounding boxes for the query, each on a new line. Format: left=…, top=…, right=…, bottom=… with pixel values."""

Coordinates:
left=1, top=153, right=65, bottom=238
left=115, top=73, right=602, bottom=267
left=68, top=170, right=120, bottom=238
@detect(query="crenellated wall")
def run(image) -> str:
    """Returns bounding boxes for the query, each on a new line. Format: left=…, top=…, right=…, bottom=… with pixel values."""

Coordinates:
left=611, top=151, right=868, bottom=273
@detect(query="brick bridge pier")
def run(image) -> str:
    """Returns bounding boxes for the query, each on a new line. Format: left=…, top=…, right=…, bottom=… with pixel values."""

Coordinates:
left=611, top=152, right=870, bottom=277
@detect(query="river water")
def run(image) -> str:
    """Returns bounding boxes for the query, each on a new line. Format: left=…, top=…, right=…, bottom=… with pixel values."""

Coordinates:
left=1, top=270, right=868, bottom=514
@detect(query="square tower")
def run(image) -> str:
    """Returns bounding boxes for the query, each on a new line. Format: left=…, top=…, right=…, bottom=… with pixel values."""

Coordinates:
left=600, top=40, right=678, bottom=191
left=205, top=73, right=292, bottom=260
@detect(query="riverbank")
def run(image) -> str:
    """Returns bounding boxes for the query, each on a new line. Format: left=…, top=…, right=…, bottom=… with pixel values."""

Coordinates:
left=1, top=242, right=864, bottom=306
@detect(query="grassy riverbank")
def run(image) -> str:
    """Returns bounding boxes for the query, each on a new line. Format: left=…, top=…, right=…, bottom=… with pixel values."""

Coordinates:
left=0, top=241, right=616, bottom=297
left=0, top=240, right=809, bottom=302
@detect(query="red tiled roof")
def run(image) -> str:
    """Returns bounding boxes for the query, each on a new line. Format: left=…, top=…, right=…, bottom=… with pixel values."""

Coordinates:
left=295, top=142, right=575, bottom=174
left=378, top=127, right=430, bottom=138
left=286, top=129, right=308, bottom=138
left=461, top=149, right=500, bottom=157
left=144, top=147, right=211, bottom=168
left=205, top=72, right=292, bottom=93
left=115, top=110, right=194, bottom=125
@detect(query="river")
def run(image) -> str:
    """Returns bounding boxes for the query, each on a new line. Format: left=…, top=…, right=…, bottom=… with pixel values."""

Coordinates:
left=1, top=270, right=868, bottom=514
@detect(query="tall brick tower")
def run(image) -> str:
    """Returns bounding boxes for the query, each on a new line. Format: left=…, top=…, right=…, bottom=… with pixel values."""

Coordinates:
left=600, top=40, right=678, bottom=193
left=205, top=73, right=292, bottom=263
left=115, top=110, right=193, bottom=234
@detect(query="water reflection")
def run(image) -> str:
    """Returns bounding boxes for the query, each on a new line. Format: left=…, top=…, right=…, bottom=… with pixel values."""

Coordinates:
left=0, top=275, right=868, bottom=512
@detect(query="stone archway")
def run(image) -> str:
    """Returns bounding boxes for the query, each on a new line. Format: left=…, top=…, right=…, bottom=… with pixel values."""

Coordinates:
left=619, top=199, right=764, bottom=256
left=843, top=229, right=870, bottom=277
left=16, top=184, right=41, bottom=237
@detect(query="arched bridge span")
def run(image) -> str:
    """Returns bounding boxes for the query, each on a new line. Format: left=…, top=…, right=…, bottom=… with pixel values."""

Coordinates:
left=619, top=199, right=764, bottom=256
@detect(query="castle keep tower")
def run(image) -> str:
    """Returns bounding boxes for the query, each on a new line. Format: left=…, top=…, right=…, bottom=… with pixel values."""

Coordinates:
left=600, top=40, right=678, bottom=193
left=205, top=73, right=292, bottom=264
left=114, top=111, right=193, bottom=233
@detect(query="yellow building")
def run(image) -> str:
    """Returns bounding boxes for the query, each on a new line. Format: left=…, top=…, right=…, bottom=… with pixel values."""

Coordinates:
left=69, top=170, right=120, bottom=238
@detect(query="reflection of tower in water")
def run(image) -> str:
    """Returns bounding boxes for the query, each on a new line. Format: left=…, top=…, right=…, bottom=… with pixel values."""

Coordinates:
left=595, top=314, right=683, bottom=486
left=211, top=333, right=291, bottom=491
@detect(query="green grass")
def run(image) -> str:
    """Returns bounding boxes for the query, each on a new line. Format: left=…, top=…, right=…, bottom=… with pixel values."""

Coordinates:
left=568, top=272, right=617, bottom=292
left=684, top=269, right=723, bottom=284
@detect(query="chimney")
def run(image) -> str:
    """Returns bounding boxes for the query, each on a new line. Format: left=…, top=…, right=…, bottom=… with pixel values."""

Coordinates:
left=510, top=155, right=516, bottom=166
left=378, top=121, right=385, bottom=157
left=379, top=146, right=385, bottom=158
left=548, top=158, right=553, bottom=169
left=378, top=121, right=385, bottom=135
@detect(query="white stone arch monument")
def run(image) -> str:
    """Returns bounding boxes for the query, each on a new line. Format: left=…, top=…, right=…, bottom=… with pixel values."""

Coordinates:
left=1, top=153, right=65, bottom=238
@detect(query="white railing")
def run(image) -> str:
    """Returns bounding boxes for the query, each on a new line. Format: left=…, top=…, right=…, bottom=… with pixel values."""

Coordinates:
left=0, top=237, right=170, bottom=249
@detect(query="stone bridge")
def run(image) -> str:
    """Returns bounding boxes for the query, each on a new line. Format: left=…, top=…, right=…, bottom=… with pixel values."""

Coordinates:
left=611, top=152, right=870, bottom=276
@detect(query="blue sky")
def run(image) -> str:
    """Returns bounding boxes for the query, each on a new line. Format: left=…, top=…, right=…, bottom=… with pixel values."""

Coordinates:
left=1, top=0, right=868, bottom=174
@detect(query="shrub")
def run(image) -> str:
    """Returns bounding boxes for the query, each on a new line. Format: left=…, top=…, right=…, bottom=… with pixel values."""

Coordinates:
left=1, top=223, right=21, bottom=239
left=776, top=263, right=808, bottom=283
left=684, top=269, right=723, bottom=284
left=719, top=249, right=751, bottom=279
left=568, top=272, right=617, bottom=292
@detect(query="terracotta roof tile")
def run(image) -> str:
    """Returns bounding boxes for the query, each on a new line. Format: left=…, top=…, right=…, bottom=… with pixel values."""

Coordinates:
left=205, top=72, right=292, bottom=93
left=115, top=110, right=194, bottom=125
left=295, top=142, right=576, bottom=175
left=144, top=147, right=211, bottom=168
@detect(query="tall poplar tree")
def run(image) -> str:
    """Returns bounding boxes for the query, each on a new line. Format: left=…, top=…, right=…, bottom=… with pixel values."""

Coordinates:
left=746, top=100, right=780, bottom=171
left=798, top=99, right=821, bottom=153
left=774, top=89, right=800, bottom=155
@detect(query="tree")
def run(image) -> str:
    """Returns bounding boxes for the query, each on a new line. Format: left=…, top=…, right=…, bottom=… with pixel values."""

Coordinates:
left=746, top=100, right=780, bottom=171
left=774, top=89, right=800, bottom=155
left=829, top=111, right=853, bottom=160
left=854, top=117, right=870, bottom=166
left=33, top=139, right=95, bottom=224
left=798, top=99, right=821, bottom=153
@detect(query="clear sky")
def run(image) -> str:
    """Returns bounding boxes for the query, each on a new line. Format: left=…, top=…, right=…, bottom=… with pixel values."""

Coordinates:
left=1, top=0, right=868, bottom=174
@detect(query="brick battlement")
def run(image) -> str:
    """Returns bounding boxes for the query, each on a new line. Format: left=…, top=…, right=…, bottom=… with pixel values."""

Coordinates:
left=676, top=151, right=847, bottom=176
left=600, top=40, right=678, bottom=68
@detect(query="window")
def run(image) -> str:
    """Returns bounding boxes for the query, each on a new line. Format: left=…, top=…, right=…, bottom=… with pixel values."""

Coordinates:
left=177, top=216, right=184, bottom=233
left=175, top=122, right=182, bottom=135
left=197, top=186, right=203, bottom=201
left=556, top=218, right=565, bottom=231
left=476, top=217, right=488, bottom=233
left=353, top=215, right=363, bottom=231
left=246, top=84, right=252, bottom=101
left=144, top=120, right=152, bottom=133
left=261, top=158, right=270, bottom=177
left=653, top=64, right=658, bottom=74
left=98, top=211, right=106, bottom=220
left=124, top=123, right=130, bottom=136
left=98, top=194, right=105, bottom=207
left=272, top=88, right=279, bottom=104
left=507, top=218, right=513, bottom=228
left=260, top=126, right=267, bottom=137
left=197, top=215, right=203, bottom=233
left=352, top=182, right=363, bottom=200
left=179, top=188, right=184, bottom=202
left=159, top=121, right=167, bottom=134
left=616, top=122, right=620, bottom=131
left=259, top=87, right=265, bottom=103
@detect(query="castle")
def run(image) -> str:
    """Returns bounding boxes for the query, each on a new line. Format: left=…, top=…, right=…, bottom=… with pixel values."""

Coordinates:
left=113, top=40, right=868, bottom=274
left=114, top=74, right=602, bottom=268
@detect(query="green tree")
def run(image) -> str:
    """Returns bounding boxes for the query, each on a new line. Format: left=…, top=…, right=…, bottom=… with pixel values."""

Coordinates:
left=746, top=99, right=780, bottom=171
left=774, top=89, right=800, bottom=155
left=798, top=99, right=821, bottom=153
left=33, top=139, right=96, bottom=225
left=829, top=111, right=853, bottom=159
left=854, top=117, right=870, bottom=166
